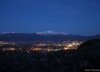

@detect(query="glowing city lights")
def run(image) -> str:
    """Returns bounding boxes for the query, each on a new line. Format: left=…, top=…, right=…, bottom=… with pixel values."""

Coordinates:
left=0, top=41, right=83, bottom=52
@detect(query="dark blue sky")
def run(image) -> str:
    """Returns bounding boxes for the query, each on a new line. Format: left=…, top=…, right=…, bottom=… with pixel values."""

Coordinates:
left=0, top=0, right=100, bottom=35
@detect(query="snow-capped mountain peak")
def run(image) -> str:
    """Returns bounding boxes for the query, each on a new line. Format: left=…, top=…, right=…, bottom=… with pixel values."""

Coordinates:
left=36, top=31, right=68, bottom=35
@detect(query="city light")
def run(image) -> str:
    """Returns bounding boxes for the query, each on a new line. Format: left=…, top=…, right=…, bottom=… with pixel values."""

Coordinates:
left=0, top=41, right=83, bottom=52
left=3, top=48, right=16, bottom=51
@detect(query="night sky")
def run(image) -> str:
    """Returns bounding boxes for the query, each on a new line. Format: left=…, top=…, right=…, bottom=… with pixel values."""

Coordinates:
left=0, top=0, right=100, bottom=36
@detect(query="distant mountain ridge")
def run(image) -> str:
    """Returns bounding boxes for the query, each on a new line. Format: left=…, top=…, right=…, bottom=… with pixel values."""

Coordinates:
left=0, top=33, right=100, bottom=42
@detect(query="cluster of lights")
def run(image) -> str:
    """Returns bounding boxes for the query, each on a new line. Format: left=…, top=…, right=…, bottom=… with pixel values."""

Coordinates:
left=2, top=48, right=16, bottom=51
left=63, top=41, right=82, bottom=50
left=0, top=41, right=83, bottom=52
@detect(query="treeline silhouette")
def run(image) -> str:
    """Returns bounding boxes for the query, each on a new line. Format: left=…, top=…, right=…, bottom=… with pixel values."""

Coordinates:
left=0, top=39, right=100, bottom=72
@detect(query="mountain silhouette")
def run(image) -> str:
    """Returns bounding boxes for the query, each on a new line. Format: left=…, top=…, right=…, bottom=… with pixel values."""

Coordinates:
left=75, top=39, right=100, bottom=70
left=0, top=33, right=99, bottom=42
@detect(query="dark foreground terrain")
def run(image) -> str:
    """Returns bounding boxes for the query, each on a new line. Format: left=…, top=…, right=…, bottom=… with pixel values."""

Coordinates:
left=0, top=39, right=100, bottom=72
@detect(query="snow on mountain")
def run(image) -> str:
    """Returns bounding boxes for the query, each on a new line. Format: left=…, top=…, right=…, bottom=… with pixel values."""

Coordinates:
left=36, top=31, right=68, bottom=35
